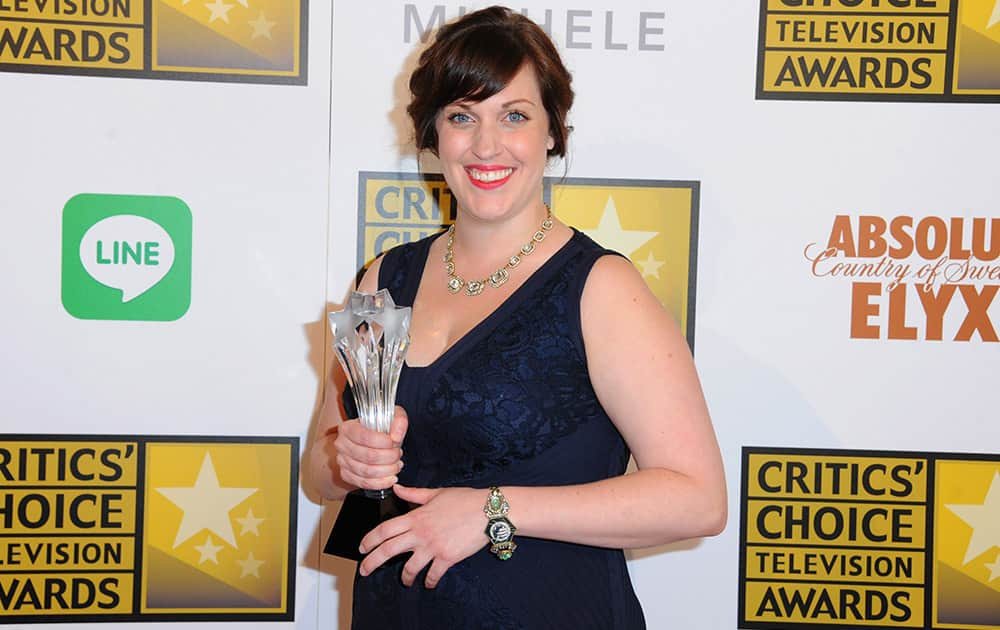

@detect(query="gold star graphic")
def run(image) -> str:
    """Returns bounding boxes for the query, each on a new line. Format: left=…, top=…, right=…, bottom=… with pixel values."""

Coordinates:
left=636, top=251, right=666, bottom=279
left=155, top=452, right=257, bottom=548
left=236, top=508, right=265, bottom=536
left=249, top=11, right=277, bottom=39
left=238, top=551, right=265, bottom=578
left=205, top=0, right=233, bottom=23
left=990, top=0, right=1000, bottom=29
left=986, top=554, right=1000, bottom=582
left=581, top=196, right=658, bottom=259
left=194, top=535, right=224, bottom=565
left=946, top=470, right=1000, bottom=565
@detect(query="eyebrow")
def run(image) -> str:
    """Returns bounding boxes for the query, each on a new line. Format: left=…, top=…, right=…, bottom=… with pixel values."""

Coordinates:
left=449, top=98, right=537, bottom=109
left=501, top=98, right=536, bottom=108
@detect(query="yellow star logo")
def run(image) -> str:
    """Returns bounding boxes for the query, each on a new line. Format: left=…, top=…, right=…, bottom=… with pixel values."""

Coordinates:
left=236, top=508, right=265, bottom=536
left=204, top=0, right=234, bottom=23
left=194, top=535, right=224, bottom=564
left=155, top=452, right=257, bottom=548
left=636, top=251, right=666, bottom=279
left=238, top=551, right=265, bottom=578
left=581, top=196, right=658, bottom=259
left=946, top=470, right=1000, bottom=565
left=986, top=554, right=1000, bottom=582
left=249, top=11, right=277, bottom=40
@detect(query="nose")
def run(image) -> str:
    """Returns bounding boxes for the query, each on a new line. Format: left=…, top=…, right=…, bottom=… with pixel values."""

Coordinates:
left=471, top=120, right=501, bottom=160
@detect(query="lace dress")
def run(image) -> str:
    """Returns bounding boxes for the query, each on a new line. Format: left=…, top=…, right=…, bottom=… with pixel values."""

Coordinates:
left=348, top=229, right=646, bottom=630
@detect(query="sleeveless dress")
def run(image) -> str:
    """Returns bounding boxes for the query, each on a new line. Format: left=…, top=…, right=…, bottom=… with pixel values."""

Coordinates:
left=349, top=229, right=647, bottom=630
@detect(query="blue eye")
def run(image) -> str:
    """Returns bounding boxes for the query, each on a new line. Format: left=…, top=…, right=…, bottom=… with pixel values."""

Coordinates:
left=448, top=112, right=473, bottom=124
left=506, top=111, right=527, bottom=122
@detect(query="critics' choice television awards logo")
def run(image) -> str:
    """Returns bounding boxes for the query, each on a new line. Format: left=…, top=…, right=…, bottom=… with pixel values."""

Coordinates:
left=0, top=435, right=296, bottom=624
left=0, top=0, right=306, bottom=84
left=803, top=215, right=999, bottom=342
left=757, top=0, right=1000, bottom=101
left=739, top=447, right=1000, bottom=630
left=356, top=172, right=699, bottom=347
left=62, top=193, right=192, bottom=322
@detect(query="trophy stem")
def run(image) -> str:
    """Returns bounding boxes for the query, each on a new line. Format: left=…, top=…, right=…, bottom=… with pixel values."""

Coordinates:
left=324, top=488, right=411, bottom=561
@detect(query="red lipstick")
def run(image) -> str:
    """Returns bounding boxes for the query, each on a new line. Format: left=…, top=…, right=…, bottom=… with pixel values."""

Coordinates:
left=465, top=165, right=515, bottom=190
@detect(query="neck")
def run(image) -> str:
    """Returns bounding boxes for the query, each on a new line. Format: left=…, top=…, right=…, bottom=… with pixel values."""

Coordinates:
left=450, top=200, right=549, bottom=275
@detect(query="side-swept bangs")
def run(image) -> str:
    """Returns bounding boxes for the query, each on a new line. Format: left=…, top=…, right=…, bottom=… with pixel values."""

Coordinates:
left=407, top=6, right=574, bottom=158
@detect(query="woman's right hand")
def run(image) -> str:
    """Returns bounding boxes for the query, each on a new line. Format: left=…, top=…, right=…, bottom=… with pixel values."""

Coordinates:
left=333, top=406, right=408, bottom=491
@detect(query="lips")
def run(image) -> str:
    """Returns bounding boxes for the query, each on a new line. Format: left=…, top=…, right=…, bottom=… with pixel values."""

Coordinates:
left=465, top=166, right=514, bottom=189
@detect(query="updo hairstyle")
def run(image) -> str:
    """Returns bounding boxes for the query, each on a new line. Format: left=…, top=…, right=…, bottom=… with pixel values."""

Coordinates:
left=406, top=6, right=574, bottom=158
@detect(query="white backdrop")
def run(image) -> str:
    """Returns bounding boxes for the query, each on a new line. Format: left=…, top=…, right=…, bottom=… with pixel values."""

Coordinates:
left=2, top=0, right=999, bottom=628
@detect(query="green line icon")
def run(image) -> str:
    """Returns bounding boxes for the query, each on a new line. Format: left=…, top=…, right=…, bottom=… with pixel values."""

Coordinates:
left=62, top=194, right=192, bottom=321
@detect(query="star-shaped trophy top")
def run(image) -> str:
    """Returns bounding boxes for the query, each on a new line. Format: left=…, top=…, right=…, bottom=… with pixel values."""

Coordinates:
left=328, top=306, right=361, bottom=343
left=329, top=289, right=411, bottom=343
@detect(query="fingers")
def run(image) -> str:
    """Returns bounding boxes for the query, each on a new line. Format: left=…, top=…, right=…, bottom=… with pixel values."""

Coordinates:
left=424, top=558, right=451, bottom=589
left=335, top=454, right=401, bottom=490
left=400, top=551, right=434, bottom=587
left=353, top=488, right=478, bottom=590
left=359, top=514, right=412, bottom=555
left=334, top=420, right=404, bottom=490
left=338, top=419, right=397, bottom=449
left=336, top=427, right=402, bottom=466
left=392, top=484, right=435, bottom=505
left=389, top=406, right=409, bottom=445
left=359, top=530, right=418, bottom=577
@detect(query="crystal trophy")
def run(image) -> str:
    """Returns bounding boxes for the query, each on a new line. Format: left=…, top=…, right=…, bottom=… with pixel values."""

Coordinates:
left=323, top=289, right=412, bottom=561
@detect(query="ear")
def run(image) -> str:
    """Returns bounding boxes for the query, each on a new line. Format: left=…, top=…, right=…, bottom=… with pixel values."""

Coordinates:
left=546, top=134, right=555, bottom=151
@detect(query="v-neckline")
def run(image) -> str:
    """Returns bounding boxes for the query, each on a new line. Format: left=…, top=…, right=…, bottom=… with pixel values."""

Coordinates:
left=400, top=229, right=581, bottom=374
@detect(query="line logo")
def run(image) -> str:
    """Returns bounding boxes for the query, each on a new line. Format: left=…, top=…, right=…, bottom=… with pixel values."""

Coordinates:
left=61, top=193, right=192, bottom=322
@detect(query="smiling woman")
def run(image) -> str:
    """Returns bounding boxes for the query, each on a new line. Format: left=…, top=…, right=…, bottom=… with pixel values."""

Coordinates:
left=307, top=6, right=727, bottom=630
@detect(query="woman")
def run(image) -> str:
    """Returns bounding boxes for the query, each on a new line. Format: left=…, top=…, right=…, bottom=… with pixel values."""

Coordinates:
left=308, top=6, right=726, bottom=628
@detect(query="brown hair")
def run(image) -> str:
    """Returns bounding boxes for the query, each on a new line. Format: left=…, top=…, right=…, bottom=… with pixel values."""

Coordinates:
left=407, top=6, right=574, bottom=158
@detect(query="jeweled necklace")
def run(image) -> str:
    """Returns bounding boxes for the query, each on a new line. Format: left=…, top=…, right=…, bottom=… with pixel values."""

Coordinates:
left=444, top=205, right=554, bottom=297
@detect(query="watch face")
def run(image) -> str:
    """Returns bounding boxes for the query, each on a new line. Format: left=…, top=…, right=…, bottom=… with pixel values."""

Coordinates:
left=488, top=518, right=513, bottom=542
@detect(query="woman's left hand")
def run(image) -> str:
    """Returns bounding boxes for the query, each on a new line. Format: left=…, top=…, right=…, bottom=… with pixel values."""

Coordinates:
left=358, top=484, right=488, bottom=588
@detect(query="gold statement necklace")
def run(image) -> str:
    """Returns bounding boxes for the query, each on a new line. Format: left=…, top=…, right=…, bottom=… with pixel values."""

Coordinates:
left=444, top=205, right=554, bottom=297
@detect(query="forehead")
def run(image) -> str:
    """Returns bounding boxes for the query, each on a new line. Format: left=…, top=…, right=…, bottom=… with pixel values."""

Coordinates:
left=450, top=64, right=543, bottom=108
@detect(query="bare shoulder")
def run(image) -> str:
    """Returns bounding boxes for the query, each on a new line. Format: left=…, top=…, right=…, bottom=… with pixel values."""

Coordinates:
left=580, top=252, right=708, bottom=468
left=581, top=253, right=674, bottom=331
left=357, top=255, right=385, bottom=294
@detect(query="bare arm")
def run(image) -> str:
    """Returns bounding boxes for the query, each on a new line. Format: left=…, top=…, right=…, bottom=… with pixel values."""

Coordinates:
left=489, top=254, right=726, bottom=547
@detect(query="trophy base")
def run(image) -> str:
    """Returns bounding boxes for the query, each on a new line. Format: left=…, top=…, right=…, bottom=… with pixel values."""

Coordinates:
left=323, top=488, right=411, bottom=562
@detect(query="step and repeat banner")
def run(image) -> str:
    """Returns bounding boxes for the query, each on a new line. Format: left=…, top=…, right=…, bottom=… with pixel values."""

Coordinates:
left=0, top=0, right=330, bottom=627
left=2, top=0, right=998, bottom=628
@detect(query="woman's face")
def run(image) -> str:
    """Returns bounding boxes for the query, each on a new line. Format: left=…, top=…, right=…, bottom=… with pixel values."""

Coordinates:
left=435, top=63, right=555, bottom=224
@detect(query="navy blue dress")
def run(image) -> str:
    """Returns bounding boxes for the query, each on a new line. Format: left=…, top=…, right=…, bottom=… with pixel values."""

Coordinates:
left=350, top=229, right=647, bottom=630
